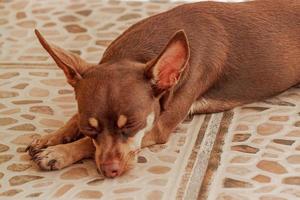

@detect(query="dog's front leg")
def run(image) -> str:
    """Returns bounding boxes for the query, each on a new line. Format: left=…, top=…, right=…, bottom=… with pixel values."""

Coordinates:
left=32, top=137, right=94, bottom=170
left=141, top=119, right=181, bottom=148
left=141, top=124, right=163, bottom=148
left=142, top=95, right=194, bottom=148
left=27, top=114, right=81, bottom=157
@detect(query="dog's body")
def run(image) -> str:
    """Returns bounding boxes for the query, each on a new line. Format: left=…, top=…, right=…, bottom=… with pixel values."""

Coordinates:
left=104, top=0, right=300, bottom=109
left=27, top=0, right=300, bottom=178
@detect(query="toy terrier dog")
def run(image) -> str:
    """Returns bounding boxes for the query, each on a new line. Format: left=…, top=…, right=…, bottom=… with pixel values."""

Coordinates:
left=27, top=0, right=300, bottom=178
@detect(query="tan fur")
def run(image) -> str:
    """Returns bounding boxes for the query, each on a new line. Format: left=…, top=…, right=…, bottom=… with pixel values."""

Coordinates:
left=88, top=117, right=98, bottom=128
left=117, top=115, right=127, bottom=128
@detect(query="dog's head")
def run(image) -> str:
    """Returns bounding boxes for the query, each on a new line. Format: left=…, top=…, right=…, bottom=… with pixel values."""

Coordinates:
left=35, top=29, right=189, bottom=178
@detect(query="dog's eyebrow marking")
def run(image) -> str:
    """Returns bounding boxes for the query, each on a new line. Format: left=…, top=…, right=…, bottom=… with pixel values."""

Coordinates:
left=117, top=114, right=127, bottom=128
left=88, top=117, right=98, bottom=128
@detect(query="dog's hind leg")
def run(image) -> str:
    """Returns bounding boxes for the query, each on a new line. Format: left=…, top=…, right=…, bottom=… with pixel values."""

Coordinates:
left=189, top=97, right=242, bottom=114
left=27, top=114, right=82, bottom=157
left=32, top=137, right=94, bottom=170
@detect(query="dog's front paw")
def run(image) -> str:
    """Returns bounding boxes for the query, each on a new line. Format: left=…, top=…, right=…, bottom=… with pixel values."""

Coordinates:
left=141, top=127, right=168, bottom=148
left=26, top=134, right=61, bottom=157
left=26, top=138, right=46, bottom=157
left=32, top=145, right=71, bottom=170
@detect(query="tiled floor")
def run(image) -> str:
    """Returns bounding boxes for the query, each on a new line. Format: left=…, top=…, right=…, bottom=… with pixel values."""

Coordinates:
left=205, top=87, right=300, bottom=200
left=0, top=0, right=179, bottom=65
left=1, top=0, right=300, bottom=200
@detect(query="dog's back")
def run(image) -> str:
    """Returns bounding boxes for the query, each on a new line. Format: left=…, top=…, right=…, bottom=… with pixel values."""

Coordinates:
left=202, top=0, right=300, bottom=102
left=102, top=0, right=300, bottom=104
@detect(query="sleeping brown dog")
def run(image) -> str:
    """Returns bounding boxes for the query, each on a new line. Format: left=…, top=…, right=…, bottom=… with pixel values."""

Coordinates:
left=27, top=0, right=300, bottom=178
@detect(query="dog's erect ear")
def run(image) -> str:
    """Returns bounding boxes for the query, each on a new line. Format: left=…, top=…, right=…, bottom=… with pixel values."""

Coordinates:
left=145, top=30, right=190, bottom=96
left=35, top=29, right=92, bottom=86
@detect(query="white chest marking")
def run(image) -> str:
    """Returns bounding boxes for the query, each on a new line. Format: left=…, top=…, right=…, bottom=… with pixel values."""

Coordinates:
left=131, top=113, right=155, bottom=150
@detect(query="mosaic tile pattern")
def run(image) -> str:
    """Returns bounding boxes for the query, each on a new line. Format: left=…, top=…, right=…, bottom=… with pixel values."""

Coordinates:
left=0, top=0, right=181, bottom=65
left=207, top=86, right=300, bottom=200
left=0, top=68, right=206, bottom=199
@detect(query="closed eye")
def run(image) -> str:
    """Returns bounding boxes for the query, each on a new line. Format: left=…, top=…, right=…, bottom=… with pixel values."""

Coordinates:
left=119, top=128, right=130, bottom=139
left=80, top=127, right=99, bottom=138
left=119, top=120, right=146, bottom=137
left=124, top=119, right=145, bottom=129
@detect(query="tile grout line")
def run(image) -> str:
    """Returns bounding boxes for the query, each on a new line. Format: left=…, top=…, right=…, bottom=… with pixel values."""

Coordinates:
left=167, top=115, right=205, bottom=200
left=183, top=113, right=224, bottom=200
left=206, top=108, right=239, bottom=200
left=197, top=111, right=234, bottom=200
left=175, top=114, right=211, bottom=200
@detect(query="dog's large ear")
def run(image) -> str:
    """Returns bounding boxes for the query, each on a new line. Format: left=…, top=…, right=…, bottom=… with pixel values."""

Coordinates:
left=145, top=30, right=190, bottom=96
left=35, top=29, right=92, bottom=86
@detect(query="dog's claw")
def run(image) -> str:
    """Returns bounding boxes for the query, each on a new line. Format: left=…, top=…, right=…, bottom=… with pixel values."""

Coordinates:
left=28, top=147, right=35, bottom=157
left=48, top=159, right=57, bottom=170
left=25, top=145, right=30, bottom=152
left=32, top=154, right=39, bottom=161
left=34, top=156, right=42, bottom=162
left=28, top=147, right=42, bottom=157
